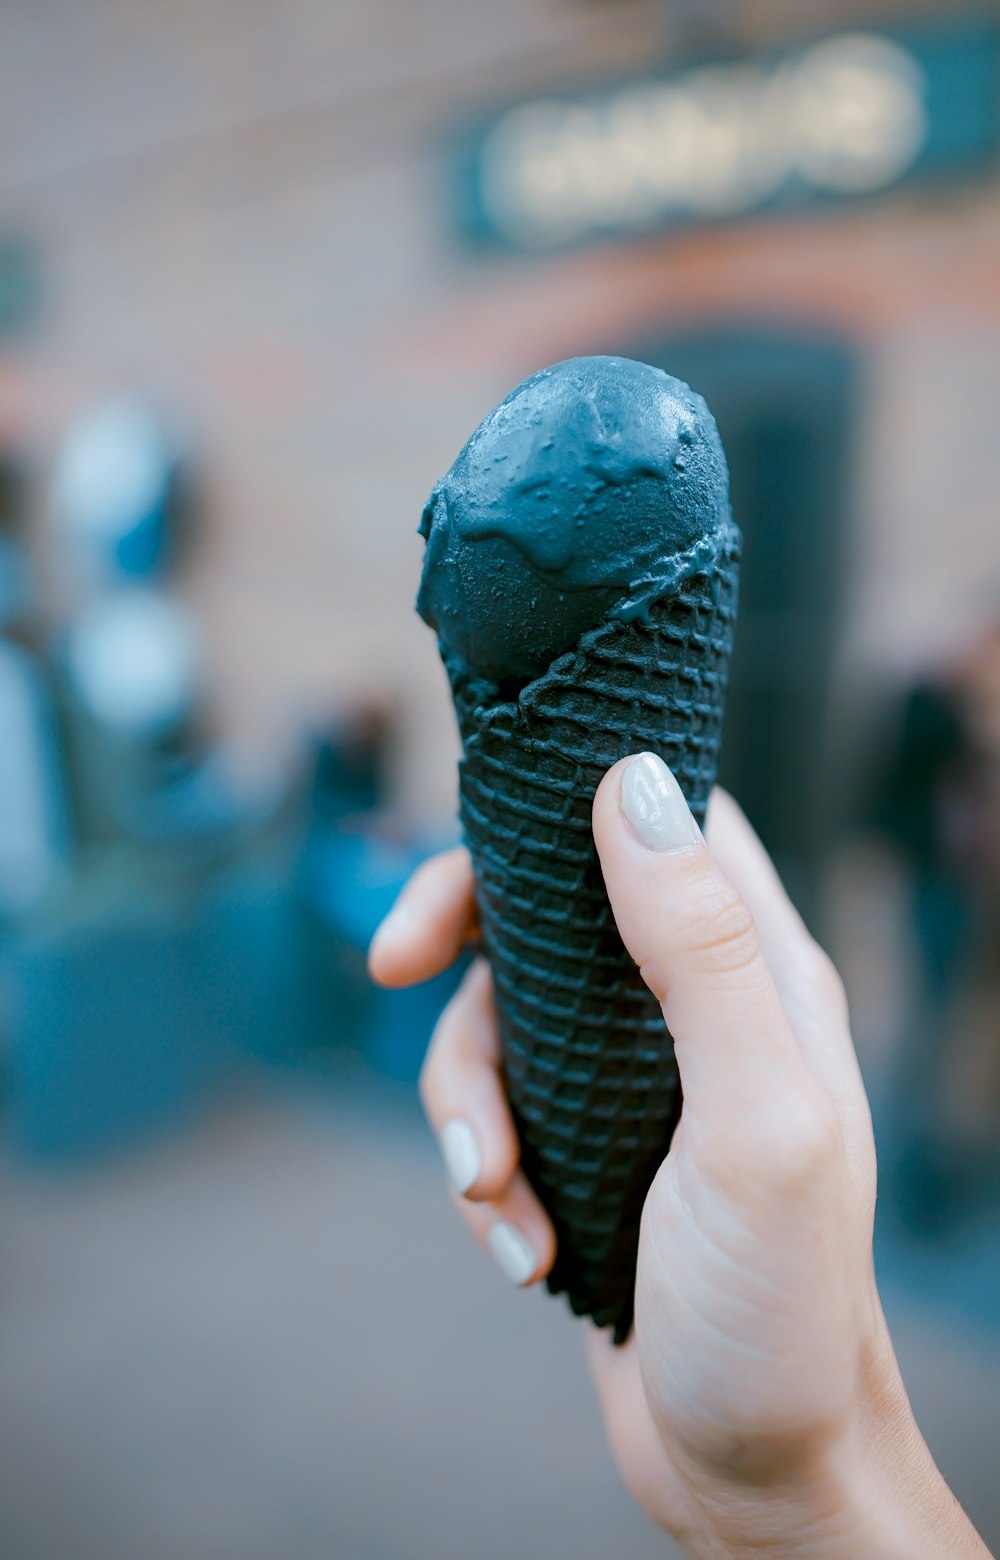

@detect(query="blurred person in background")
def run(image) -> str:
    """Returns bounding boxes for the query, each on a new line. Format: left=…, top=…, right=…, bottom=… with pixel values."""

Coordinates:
left=0, top=453, right=67, bottom=922
left=871, top=619, right=1000, bottom=1234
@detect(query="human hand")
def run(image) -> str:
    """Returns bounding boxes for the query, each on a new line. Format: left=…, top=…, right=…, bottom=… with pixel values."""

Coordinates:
left=370, top=754, right=991, bottom=1560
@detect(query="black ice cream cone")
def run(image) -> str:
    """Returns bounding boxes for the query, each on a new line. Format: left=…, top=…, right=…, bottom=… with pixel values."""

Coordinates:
left=442, top=520, right=740, bottom=1341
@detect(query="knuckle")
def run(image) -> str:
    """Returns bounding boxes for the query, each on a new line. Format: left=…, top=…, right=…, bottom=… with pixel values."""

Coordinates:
left=674, top=1407, right=845, bottom=1485
left=679, top=876, right=761, bottom=979
left=763, top=1091, right=841, bottom=1189
left=787, top=940, right=851, bottom=1030
left=798, top=939, right=847, bottom=1007
left=813, top=949, right=849, bottom=1022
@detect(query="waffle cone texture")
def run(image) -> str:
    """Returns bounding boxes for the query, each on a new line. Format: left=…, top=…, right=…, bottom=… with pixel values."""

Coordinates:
left=442, top=523, right=740, bottom=1342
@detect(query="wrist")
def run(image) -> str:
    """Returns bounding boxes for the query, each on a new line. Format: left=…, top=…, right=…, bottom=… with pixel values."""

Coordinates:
left=669, top=1317, right=990, bottom=1560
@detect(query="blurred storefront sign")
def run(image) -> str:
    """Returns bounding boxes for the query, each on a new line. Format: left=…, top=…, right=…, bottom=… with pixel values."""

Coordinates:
left=454, top=16, right=1000, bottom=251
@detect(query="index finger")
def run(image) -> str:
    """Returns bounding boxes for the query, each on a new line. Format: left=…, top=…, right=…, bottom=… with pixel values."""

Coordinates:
left=368, top=846, right=477, bottom=988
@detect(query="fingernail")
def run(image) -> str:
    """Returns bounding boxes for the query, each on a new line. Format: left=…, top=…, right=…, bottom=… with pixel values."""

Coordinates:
left=487, top=1222, right=537, bottom=1286
left=440, top=1118, right=481, bottom=1194
left=620, top=752, right=699, bottom=852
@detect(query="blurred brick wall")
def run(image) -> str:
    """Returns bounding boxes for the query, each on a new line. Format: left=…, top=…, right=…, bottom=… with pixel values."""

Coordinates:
left=2, top=0, right=999, bottom=821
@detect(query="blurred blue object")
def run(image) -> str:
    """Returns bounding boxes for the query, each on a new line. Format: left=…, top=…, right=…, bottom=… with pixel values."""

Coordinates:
left=0, top=817, right=464, bottom=1159
left=51, top=398, right=182, bottom=583
left=0, top=234, right=41, bottom=340
left=65, top=588, right=200, bottom=738
left=3, top=863, right=309, bottom=1163
left=453, top=16, right=1000, bottom=254
left=0, top=539, right=32, bottom=631
left=307, top=829, right=412, bottom=944
left=0, top=639, right=69, bottom=918
left=369, top=967, right=465, bottom=1084
left=304, top=827, right=465, bottom=1083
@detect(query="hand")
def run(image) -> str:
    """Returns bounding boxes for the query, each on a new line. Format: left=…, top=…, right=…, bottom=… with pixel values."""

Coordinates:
left=370, top=755, right=991, bottom=1560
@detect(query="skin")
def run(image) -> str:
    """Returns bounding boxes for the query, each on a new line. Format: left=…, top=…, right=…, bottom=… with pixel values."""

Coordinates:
left=369, top=762, right=992, bottom=1560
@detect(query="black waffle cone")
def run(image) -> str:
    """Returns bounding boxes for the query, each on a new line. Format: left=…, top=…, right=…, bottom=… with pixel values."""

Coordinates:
left=443, top=526, right=740, bottom=1342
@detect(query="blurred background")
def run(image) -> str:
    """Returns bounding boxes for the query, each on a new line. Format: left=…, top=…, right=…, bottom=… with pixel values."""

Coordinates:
left=0, top=1, right=999, bottom=1556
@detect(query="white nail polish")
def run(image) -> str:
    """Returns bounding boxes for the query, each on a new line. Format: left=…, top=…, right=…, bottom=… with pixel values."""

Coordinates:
left=620, top=752, right=699, bottom=852
left=440, top=1119, right=481, bottom=1194
left=487, top=1222, right=537, bottom=1286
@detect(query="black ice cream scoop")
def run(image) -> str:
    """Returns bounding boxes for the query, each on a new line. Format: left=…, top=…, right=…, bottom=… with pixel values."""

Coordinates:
left=418, top=355, right=730, bottom=682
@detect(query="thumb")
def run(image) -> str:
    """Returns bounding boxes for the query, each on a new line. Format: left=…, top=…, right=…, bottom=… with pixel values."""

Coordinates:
left=591, top=753, right=804, bottom=1124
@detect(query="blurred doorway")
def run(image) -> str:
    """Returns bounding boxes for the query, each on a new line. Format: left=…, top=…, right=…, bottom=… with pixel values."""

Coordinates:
left=641, top=325, right=858, bottom=924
